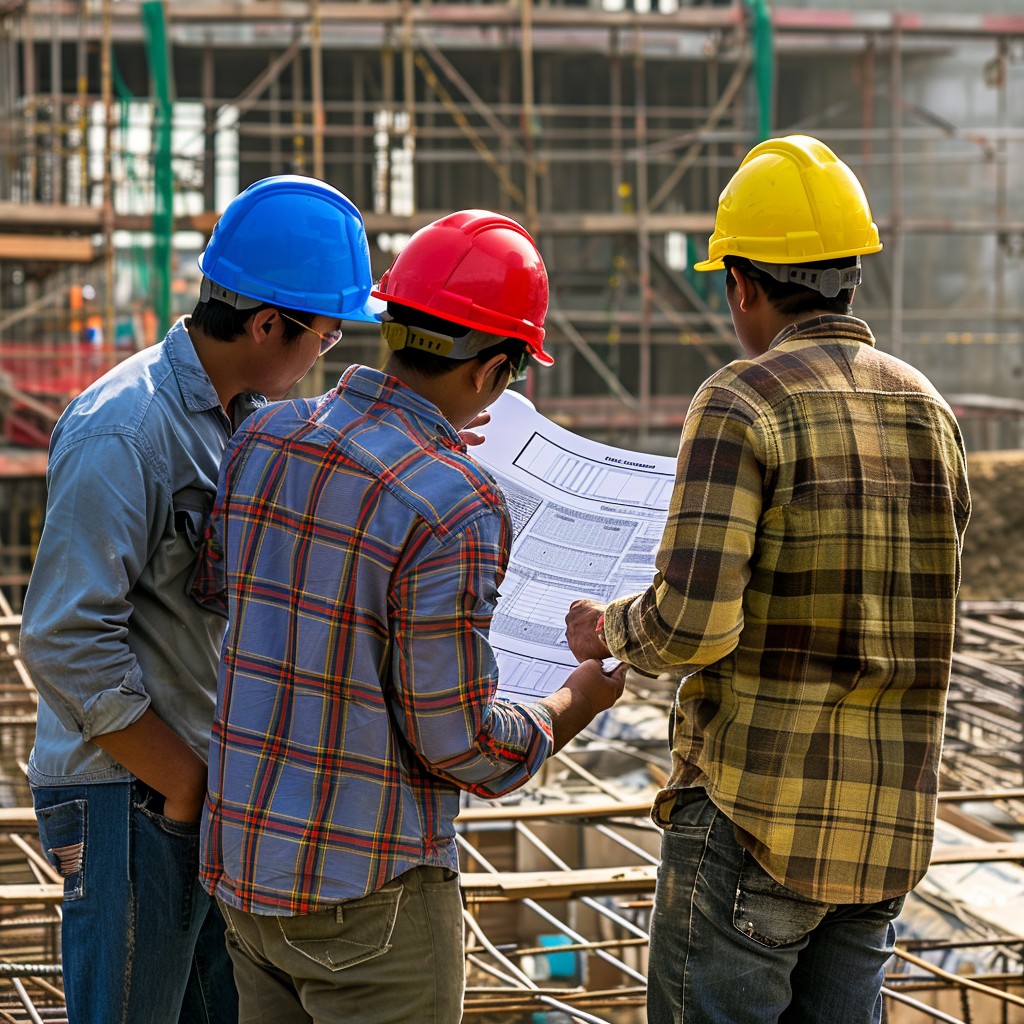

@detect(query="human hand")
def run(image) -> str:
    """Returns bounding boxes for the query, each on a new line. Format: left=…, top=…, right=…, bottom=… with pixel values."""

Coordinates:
left=459, top=409, right=492, bottom=447
left=565, top=599, right=611, bottom=662
left=161, top=791, right=204, bottom=824
left=542, top=658, right=627, bottom=751
left=562, top=657, right=627, bottom=716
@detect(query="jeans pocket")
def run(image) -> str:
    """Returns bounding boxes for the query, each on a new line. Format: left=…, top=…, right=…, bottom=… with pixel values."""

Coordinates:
left=277, top=882, right=404, bottom=972
left=732, top=850, right=829, bottom=948
left=133, top=783, right=201, bottom=838
left=36, top=799, right=87, bottom=901
left=859, top=892, right=907, bottom=926
left=661, top=787, right=715, bottom=833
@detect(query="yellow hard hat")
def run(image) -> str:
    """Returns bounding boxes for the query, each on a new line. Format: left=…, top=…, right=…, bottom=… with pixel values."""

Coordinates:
left=693, top=135, right=882, bottom=272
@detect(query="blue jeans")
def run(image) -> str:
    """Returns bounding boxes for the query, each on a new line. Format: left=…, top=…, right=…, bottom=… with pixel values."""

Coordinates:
left=33, top=779, right=238, bottom=1024
left=647, top=789, right=905, bottom=1024
left=218, top=866, right=465, bottom=1024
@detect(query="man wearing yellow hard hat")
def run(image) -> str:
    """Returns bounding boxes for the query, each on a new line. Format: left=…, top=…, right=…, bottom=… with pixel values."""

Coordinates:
left=566, top=135, right=971, bottom=1022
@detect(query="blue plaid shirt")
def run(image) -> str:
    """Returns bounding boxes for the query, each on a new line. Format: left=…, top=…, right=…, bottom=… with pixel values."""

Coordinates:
left=195, top=366, right=554, bottom=914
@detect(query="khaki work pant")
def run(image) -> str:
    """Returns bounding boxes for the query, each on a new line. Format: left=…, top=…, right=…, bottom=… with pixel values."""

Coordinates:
left=218, top=866, right=464, bottom=1024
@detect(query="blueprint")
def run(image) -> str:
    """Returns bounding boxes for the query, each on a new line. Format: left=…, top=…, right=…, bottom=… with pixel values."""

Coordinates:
left=471, top=390, right=677, bottom=701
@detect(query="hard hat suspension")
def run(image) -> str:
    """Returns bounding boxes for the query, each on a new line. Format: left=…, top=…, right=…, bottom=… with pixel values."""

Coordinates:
left=382, top=317, right=508, bottom=360
left=199, top=276, right=265, bottom=310
left=748, top=259, right=862, bottom=299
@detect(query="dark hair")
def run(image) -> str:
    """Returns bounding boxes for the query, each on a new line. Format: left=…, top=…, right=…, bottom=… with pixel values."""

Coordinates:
left=385, top=302, right=528, bottom=378
left=724, top=255, right=857, bottom=316
left=189, top=299, right=313, bottom=343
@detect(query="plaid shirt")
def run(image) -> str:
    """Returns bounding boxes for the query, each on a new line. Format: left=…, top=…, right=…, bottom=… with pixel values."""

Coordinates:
left=603, top=315, right=971, bottom=903
left=195, top=366, right=553, bottom=915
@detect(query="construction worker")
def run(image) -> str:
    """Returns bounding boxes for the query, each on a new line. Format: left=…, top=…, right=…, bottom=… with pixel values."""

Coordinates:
left=193, top=210, right=627, bottom=1024
left=20, top=175, right=382, bottom=1024
left=565, top=136, right=971, bottom=1023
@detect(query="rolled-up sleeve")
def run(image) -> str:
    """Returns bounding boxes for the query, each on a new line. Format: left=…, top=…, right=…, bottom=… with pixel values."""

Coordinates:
left=388, top=511, right=553, bottom=798
left=20, top=431, right=164, bottom=739
left=602, top=383, right=763, bottom=676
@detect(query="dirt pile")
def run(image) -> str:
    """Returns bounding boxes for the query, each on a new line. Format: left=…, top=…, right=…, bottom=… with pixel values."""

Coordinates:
left=960, top=449, right=1024, bottom=601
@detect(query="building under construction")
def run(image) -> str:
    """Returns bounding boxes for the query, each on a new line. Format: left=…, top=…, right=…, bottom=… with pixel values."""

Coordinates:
left=2, top=3, right=1024, bottom=1020
left=0, top=0, right=1023, bottom=602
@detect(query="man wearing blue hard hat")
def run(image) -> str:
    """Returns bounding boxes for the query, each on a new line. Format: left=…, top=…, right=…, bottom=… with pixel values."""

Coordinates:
left=20, top=175, right=381, bottom=1024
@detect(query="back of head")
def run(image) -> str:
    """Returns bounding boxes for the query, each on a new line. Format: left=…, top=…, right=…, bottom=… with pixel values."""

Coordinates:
left=694, top=135, right=881, bottom=311
left=372, top=209, right=553, bottom=370
left=197, top=174, right=382, bottom=323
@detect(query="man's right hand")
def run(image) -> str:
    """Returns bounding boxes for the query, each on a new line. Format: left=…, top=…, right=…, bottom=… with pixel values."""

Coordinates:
left=565, top=599, right=612, bottom=662
left=94, top=708, right=207, bottom=823
left=541, top=658, right=627, bottom=752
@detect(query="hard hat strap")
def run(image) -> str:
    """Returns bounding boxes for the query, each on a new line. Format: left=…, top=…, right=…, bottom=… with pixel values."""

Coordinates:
left=199, top=276, right=265, bottom=310
left=749, top=259, right=861, bottom=299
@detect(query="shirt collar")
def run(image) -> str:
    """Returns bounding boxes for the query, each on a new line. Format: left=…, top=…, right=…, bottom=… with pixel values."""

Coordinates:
left=769, top=314, right=877, bottom=351
left=336, top=365, right=464, bottom=447
left=164, top=317, right=225, bottom=415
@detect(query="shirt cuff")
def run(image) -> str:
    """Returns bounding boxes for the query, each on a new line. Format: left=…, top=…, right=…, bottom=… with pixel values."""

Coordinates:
left=600, top=594, right=636, bottom=662
left=80, top=674, right=152, bottom=742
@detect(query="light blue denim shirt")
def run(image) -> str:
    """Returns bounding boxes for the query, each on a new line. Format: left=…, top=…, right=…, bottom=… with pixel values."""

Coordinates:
left=23, top=318, right=247, bottom=785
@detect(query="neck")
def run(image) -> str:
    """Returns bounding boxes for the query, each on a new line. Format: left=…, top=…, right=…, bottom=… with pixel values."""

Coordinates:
left=765, top=307, right=841, bottom=348
left=186, top=318, right=248, bottom=412
left=383, top=354, right=496, bottom=432
left=384, top=356, right=454, bottom=418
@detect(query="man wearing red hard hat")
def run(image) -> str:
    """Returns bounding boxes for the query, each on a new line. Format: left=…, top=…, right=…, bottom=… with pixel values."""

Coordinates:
left=194, top=210, right=626, bottom=1023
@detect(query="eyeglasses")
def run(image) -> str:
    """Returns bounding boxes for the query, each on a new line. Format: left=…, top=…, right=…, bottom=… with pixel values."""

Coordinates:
left=278, top=311, right=343, bottom=355
left=506, top=350, right=531, bottom=385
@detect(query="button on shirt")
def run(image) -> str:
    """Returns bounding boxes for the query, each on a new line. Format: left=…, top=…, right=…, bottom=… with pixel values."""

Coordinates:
left=195, top=366, right=554, bottom=915
left=601, top=315, right=971, bottom=904
left=22, top=319, right=238, bottom=783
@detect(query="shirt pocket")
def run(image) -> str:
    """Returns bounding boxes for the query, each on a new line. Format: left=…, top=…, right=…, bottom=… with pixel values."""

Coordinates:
left=172, top=485, right=214, bottom=553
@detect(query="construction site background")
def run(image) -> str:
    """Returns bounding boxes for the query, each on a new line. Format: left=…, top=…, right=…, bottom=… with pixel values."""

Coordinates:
left=1, top=4, right=1024, bottom=1021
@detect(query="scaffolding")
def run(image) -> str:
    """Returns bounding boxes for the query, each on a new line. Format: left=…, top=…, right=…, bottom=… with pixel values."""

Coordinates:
left=0, top=0, right=1022, bottom=455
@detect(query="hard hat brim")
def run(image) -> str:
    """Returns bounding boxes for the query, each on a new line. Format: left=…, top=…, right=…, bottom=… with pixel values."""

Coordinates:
left=693, top=256, right=725, bottom=272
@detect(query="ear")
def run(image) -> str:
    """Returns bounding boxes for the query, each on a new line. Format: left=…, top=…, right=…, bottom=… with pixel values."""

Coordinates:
left=730, top=267, right=760, bottom=313
left=249, top=308, right=277, bottom=342
left=470, top=352, right=509, bottom=395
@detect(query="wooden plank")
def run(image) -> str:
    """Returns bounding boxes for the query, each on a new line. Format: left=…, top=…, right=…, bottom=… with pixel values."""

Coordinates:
left=0, top=201, right=103, bottom=231
left=930, top=841, right=1024, bottom=865
left=0, top=234, right=96, bottom=262
left=457, top=798, right=653, bottom=824
left=0, top=808, right=37, bottom=830
left=0, top=883, right=63, bottom=905
left=460, top=865, right=657, bottom=901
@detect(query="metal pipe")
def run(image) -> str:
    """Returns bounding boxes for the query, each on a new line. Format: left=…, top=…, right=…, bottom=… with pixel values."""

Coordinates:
left=634, top=31, right=651, bottom=448
left=310, top=0, right=324, bottom=180
left=101, top=0, right=115, bottom=355
left=888, top=19, right=904, bottom=359
left=514, top=822, right=649, bottom=939
left=519, top=0, right=538, bottom=237
left=455, top=832, right=648, bottom=985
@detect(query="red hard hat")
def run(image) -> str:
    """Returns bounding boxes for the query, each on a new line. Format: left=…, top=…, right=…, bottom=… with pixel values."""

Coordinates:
left=372, top=210, right=553, bottom=365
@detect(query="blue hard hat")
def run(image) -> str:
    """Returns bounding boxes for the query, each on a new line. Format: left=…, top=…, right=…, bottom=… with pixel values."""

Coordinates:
left=197, top=175, right=384, bottom=322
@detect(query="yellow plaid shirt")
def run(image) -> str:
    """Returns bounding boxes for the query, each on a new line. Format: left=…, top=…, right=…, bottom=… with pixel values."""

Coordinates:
left=604, top=315, right=971, bottom=904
